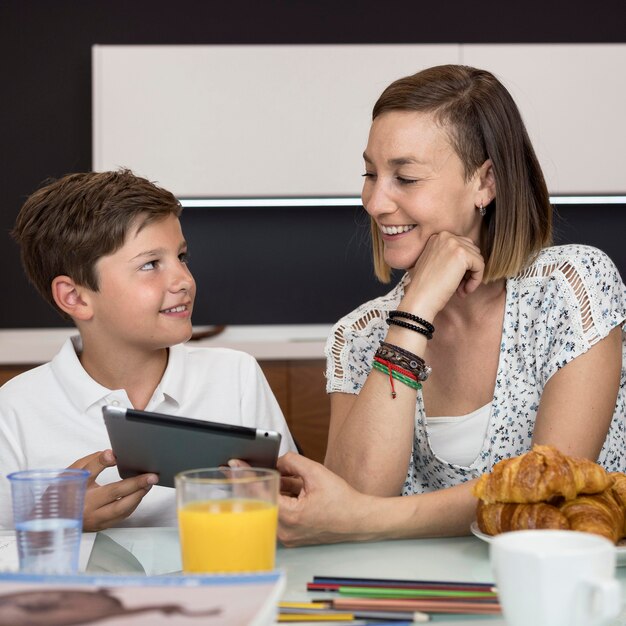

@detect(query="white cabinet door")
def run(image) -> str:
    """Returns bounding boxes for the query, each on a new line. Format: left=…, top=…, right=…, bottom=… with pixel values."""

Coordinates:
left=463, top=44, right=626, bottom=194
left=93, top=44, right=459, bottom=197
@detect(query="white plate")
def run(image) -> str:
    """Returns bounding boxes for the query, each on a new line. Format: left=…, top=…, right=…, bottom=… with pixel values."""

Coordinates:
left=470, top=521, right=626, bottom=567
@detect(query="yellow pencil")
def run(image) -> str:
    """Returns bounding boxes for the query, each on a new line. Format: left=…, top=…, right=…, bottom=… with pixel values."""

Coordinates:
left=278, top=614, right=355, bottom=622
left=279, top=602, right=331, bottom=609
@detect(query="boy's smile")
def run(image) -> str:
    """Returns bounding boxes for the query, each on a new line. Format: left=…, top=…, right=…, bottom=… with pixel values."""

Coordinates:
left=81, top=213, right=196, bottom=357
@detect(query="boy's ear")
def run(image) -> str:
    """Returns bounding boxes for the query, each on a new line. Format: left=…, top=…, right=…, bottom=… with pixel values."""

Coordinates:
left=51, top=276, right=94, bottom=321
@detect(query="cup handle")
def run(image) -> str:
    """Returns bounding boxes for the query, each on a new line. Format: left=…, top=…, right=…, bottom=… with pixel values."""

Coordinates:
left=582, top=578, right=622, bottom=625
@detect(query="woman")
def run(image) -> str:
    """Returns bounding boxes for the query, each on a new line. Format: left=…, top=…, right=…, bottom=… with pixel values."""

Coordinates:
left=277, top=64, right=626, bottom=546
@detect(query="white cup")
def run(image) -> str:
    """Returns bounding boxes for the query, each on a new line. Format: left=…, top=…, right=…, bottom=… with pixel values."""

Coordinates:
left=491, top=530, right=621, bottom=626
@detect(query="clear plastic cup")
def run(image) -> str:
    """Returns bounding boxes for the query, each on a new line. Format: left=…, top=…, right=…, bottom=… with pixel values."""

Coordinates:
left=8, top=469, right=89, bottom=574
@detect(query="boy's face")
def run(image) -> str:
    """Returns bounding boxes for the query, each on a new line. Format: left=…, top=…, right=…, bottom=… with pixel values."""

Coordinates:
left=85, top=214, right=196, bottom=353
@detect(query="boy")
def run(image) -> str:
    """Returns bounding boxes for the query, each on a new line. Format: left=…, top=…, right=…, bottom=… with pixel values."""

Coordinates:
left=0, top=169, right=296, bottom=530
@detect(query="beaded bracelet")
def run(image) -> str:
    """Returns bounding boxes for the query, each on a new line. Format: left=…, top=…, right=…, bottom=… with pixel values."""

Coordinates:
left=386, top=317, right=433, bottom=340
left=372, top=357, right=422, bottom=399
left=377, top=341, right=432, bottom=382
left=389, top=310, right=435, bottom=335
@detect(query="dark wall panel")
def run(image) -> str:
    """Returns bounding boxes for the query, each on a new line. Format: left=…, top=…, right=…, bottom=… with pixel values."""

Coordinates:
left=186, top=203, right=626, bottom=326
left=181, top=206, right=388, bottom=325
left=552, top=204, right=626, bottom=277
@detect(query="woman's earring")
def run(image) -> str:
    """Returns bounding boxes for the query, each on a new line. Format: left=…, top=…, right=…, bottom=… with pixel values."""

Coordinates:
left=479, top=202, right=486, bottom=217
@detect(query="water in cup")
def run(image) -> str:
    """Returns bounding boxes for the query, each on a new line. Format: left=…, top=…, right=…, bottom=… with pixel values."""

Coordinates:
left=8, top=468, right=89, bottom=574
left=15, top=517, right=82, bottom=573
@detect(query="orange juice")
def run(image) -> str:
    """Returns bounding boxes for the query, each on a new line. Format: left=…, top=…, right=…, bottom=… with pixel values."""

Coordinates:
left=178, top=498, right=278, bottom=573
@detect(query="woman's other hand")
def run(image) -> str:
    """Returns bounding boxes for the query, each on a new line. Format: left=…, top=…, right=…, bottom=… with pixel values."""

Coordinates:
left=277, top=452, right=378, bottom=546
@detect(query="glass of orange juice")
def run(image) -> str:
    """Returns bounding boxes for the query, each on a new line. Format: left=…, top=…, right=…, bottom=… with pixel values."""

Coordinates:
left=175, top=467, right=279, bottom=573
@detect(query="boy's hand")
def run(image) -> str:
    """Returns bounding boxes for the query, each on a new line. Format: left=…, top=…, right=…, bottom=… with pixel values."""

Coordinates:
left=69, top=450, right=158, bottom=532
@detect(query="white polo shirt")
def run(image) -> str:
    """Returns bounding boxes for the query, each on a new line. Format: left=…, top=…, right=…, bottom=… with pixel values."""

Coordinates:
left=0, top=337, right=296, bottom=528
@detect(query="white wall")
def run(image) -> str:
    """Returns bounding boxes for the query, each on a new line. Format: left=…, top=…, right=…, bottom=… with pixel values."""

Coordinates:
left=462, top=45, right=626, bottom=194
left=93, top=44, right=626, bottom=196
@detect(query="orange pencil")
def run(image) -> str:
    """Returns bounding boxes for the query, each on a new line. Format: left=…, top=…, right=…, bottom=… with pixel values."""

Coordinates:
left=333, top=597, right=501, bottom=615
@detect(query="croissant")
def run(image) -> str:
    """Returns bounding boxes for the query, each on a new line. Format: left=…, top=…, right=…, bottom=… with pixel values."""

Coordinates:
left=608, top=472, right=626, bottom=535
left=609, top=472, right=626, bottom=505
left=473, top=445, right=611, bottom=504
left=559, top=490, right=625, bottom=544
left=476, top=500, right=569, bottom=536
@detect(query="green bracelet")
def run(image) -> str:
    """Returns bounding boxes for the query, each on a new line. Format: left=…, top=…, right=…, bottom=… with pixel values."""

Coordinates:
left=372, top=360, right=422, bottom=392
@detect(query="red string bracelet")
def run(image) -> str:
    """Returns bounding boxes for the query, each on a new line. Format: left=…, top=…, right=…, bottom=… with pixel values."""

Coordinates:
left=373, top=356, right=419, bottom=399
left=374, top=356, right=418, bottom=381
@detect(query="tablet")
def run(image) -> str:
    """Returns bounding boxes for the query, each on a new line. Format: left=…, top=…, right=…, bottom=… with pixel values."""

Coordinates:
left=102, top=406, right=282, bottom=488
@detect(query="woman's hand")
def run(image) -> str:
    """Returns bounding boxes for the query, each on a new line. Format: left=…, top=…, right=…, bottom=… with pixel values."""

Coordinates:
left=402, top=231, right=485, bottom=320
left=277, top=452, right=379, bottom=547
left=277, top=453, right=479, bottom=545
left=69, top=450, right=158, bottom=531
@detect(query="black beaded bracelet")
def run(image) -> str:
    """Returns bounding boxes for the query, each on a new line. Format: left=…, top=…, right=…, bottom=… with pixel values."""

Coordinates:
left=389, top=310, right=435, bottom=335
left=386, top=317, right=433, bottom=340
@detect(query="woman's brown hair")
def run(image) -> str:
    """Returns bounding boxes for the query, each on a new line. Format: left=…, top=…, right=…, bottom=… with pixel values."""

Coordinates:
left=369, top=64, right=552, bottom=283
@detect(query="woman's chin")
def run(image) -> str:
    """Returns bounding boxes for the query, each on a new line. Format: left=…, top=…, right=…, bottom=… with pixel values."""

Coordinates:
left=383, top=253, right=419, bottom=272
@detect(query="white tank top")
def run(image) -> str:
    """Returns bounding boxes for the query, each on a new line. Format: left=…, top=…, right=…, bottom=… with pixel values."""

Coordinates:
left=425, top=403, right=492, bottom=467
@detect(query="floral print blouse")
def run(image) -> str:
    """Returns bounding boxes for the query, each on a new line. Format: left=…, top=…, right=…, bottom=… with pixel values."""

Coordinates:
left=325, top=245, right=626, bottom=494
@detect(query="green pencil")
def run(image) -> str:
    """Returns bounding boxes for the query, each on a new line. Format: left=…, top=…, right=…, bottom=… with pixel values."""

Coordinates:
left=337, top=586, right=498, bottom=599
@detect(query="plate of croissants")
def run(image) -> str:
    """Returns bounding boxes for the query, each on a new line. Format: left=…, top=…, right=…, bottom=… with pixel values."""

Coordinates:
left=471, top=444, right=626, bottom=565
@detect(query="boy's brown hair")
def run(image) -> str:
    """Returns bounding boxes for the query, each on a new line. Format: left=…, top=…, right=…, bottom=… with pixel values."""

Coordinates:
left=369, top=64, right=552, bottom=283
left=12, top=169, right=182, bottom=315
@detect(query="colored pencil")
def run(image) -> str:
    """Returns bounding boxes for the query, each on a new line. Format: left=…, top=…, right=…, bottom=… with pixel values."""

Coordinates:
left=360, top=618, right=430, bottom=626
left=335, top=586, right=497, bottom=600
left=276, top=614, right=422, bottom=626
left=307, top=582, right=496, bottom=593
left=280, top=617, right=422, bottom=626
left=280, top=602, right=330, bottom=609
left=312, top=576, right=495, bottom=591
left=279, top=601, right=430, bottom=622
left=300, top=576, right=501, bottom=617
left=278, top=612, right=429, bottom=623
left=333, top=597, right=501, bottom=615
left=278, top=615, right=355, bottom=622
left=279, top=607, right=430, bottom=622
left=351, top=610, right=429, bottom=622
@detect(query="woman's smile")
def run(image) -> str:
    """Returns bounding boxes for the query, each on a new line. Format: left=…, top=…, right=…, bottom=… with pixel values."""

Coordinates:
left=379, top=224, right=416, bottom=237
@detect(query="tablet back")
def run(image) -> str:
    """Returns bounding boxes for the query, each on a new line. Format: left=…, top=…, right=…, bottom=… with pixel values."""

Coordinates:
left=102, top=406, right=281, bottom=487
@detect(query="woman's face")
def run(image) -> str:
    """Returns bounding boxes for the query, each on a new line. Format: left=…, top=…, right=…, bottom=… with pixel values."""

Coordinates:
left=362, top=110, right=485, bottom=271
